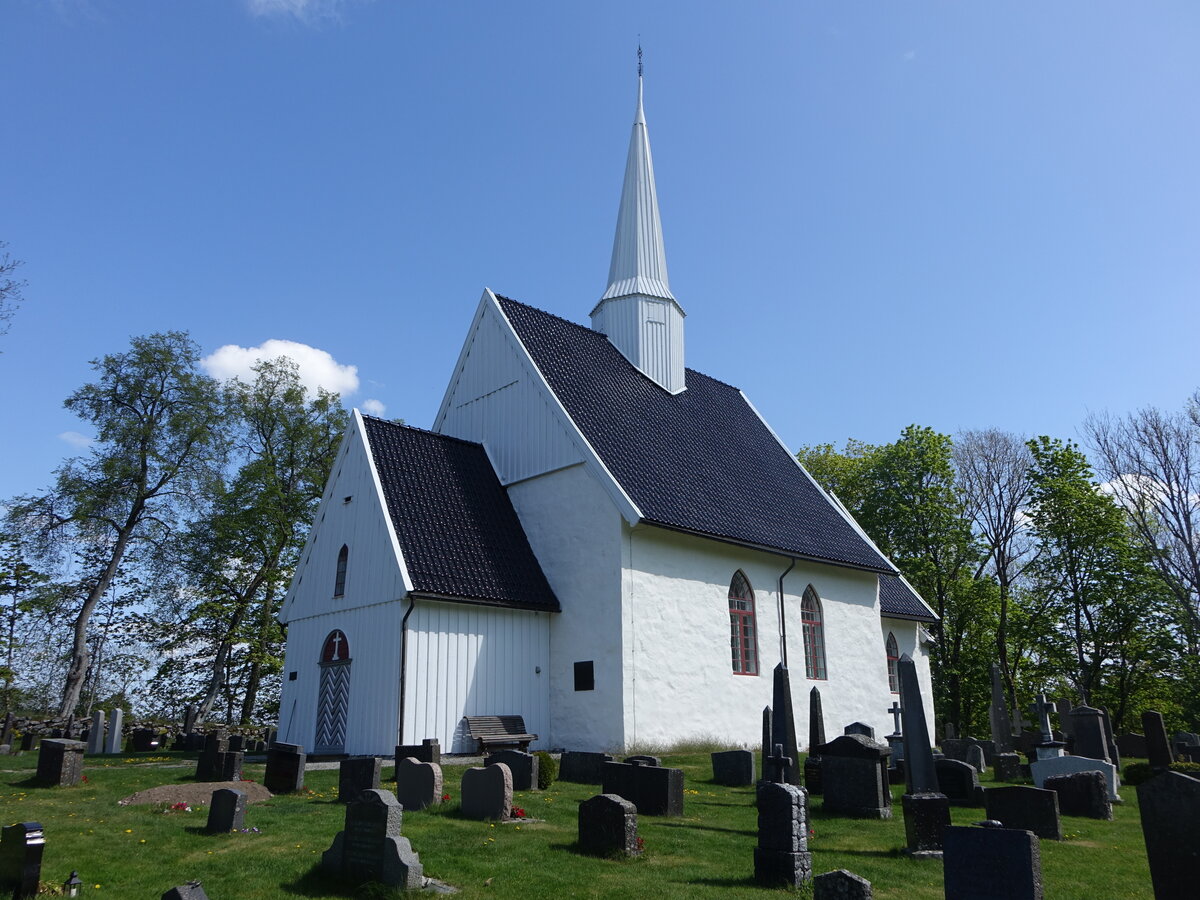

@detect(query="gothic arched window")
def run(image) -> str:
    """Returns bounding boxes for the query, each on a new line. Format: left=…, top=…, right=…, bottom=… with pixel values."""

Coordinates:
left=320, top=629, right=350, bottom=663
left=729, top=570, right=759, bottom=675
left=334, top=545, right=348, bottom=597
left=801, top=585, right=827, bottom=680
left=886, top=632, right=899, bottom=693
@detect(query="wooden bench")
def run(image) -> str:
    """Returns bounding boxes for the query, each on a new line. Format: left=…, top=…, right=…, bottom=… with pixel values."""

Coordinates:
left=464, top=716, right=538, bottom=754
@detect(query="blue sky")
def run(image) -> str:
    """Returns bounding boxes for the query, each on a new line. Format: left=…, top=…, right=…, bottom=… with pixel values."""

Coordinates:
left=2, top=1, right=1197, bottom=501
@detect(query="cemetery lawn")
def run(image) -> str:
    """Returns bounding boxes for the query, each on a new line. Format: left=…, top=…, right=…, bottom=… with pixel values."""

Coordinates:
left=0, top=751, right=1152, bottom=899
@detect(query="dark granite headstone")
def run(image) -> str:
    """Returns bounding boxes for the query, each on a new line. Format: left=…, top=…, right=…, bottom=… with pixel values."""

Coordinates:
left=461, top=763, right=512, bottom=820
left=1068, top=707, right=1109, bottom=762
left=486, top=749, right=538, bottom=791
left=264, top=742, right=306, bottom=794
left=711, top=749, right=755, bottom=786
left=1143, top=711, right=1171, bottom=769
left=338, top=756, right=382, bottom=803
left=228, top=735, right=245, bottom=753
left=394, top=757, right=443, bottom=811
left=814, top=868, right=873, bottom=899
left=843, top=722, right=875, bottom=741
left=966, top=744, right=987, bottom=774
left=753, top=781, right=812, bottom=888
left=935, top=758, right=984, bottom=806
left=1044, top=770, right=1112, bottom=820
left=0, top=713, right=13, bottom=748
left=1114, top=733, right=1146, bottom=759
left=205, top=788, right=247, bottom=833
left=1053, top=698, right=1073, bottom=737
left=989, top=664, right=1014, bottom=752
left=395, top=738, right=440, bottom=765
left=578, top=793, right=640, bottom=857
left=804, top=755, right=823, bottom=795
left=601, top=760, right=684, bottom=816
left=771, top=663, right=801, bottom=786
left=817, top=734, right=891, bottom=819
left=902, top=792, right=950, bottom=857
left=161, top=881, right=209, bottom=900
left=558, top=750, right=615, bottom=784
left=195, top=731, right=229, bottom=781
left=219, top=751, right=243, bottom=782
left=984, top=786, right=1062, bottom=840
left=131, top=728, right=157, bottom=752
left=994, top=752, right=1023, bottom=783
left=943, top=824, right=1043, bottom=900
left=35, top=738, right=85, bottom=787
left=762, top=705, right=772, bottom=766
left=623, top=754, right=661, bottom=767
left=321, top=788, right=423, bottom=890
left=805, top=686, right=826, bottom=795
left=19, top=733, right=34, bottom=752
left=941, top=738, right=971, bottom=762
left=1138, top=770, right=1200, bottom=899
left=0, top=822, right=43, bottom=900
left=897, top=654, right=938, bottom=795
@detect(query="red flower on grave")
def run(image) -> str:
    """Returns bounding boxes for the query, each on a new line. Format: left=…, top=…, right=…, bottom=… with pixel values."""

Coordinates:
left=635, top=837, right=645, bottom=852
left=511, top=807, right=526, bottom=818
left=442, top=793, right=451, bottom=802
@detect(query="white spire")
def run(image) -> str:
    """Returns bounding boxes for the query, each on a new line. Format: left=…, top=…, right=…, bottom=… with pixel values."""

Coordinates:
left=597, top=75, right=677, bottom=306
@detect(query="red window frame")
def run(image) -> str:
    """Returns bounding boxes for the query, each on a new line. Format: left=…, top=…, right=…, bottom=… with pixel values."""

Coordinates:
left=729, top=571, right=759, bottom=676
left=801, top=586, right=827, bottom=680
left=886, top=632, right=899, bottom=693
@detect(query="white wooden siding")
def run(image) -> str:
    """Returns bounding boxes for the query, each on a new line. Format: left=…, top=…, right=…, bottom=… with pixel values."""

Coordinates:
left=591, top=295, right=685, bottom=394
left=277, top=601, right=403, bottom=756
left=436, top=298, right=583, bottom=484
left=404, top=600, right=551, bottom=753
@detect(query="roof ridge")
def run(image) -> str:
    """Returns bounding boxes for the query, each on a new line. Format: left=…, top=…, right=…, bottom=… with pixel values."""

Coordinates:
left=360, top=414, right=488, bottom=451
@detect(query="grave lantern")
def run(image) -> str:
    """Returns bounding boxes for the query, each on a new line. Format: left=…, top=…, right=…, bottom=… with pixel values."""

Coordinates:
left=65, top=871, right=82, bottom=897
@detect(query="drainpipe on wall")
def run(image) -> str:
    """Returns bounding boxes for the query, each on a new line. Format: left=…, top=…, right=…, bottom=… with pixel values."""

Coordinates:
left=778, top=558, right=796, bottom=669
left=397, top=596, right=416, bottom=745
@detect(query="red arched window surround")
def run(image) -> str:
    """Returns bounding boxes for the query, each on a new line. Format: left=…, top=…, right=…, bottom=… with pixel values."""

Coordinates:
left=886, top=632, right=899, bottom=693
left=334, top=545, right=348, bottom=597
left=320, top=629, right=350, bottom=663
left=728, top=571, right=759, bottom=676
left=801, top=586, right=827, bottom=680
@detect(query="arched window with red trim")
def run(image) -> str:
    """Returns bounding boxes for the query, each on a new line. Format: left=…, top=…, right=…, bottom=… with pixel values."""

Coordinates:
left=886, top=632, right=899, bottom=693
left=321, top=629, right=350, bottom=663
left=729, top=570, right=759, bottom=675
left=334, top=545, right=348, bottom=597
left=801, top=585, right=827, bottom=680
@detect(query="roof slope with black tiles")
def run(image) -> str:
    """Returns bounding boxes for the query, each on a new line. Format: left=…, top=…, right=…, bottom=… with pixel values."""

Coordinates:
left=878, top=574, right=937, bottom=623
left=495, top=295, right=896, bottom=576
left=362, top=417, right=559, bottom=612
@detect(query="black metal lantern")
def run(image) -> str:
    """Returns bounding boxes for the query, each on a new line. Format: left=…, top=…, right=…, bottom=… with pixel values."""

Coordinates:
left=65, top=871, right=82, bottom=897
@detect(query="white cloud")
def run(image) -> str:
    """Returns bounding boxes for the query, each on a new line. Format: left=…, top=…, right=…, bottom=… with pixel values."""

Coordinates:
left=59, top=431, right=94, bottom=449
left=202, top=339, right=359, bottom=398
left=245, top=0, right=354, bottom=22
left=361, top=398, right=386, bottom=416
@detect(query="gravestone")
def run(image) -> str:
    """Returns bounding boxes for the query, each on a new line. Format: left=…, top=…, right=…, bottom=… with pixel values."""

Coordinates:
left=993, top=752, right=1023, bottom=783
left=1099, top=707, right=1120, bottom=770
left=0, top=713, right=12, bottom=748
left=817, top=734, right=891, bottom=819
left=806, top=686, right=826, bottom=795
left=712, top=749, right=755, bottom=786
left=762, top=705, right=772, bottom=768
left=86, top=709, right=105, bottom=754
left=184, top=732, right=205, bottom=752
left=624, top=754, right=661, bottom=767
left=1068, top=707, right=1109, bottom=762
left=35, top=738, right=86, bottom=787
left=486, top=749, right=538, bottom=791
left=131, top=728, right=157, bottom=752
left=940, top=738, right=972, bottom=762
left=1030, top=755, right=1120, bottom=802
left=1114, top=732, right=1146, bottom=759
left=395, top=738, right=440, bottom=765
left=338, top=756, right=382, bottom=803
left=104, top=708, right=124, bottom=754
left=0, top=822, right=44, bottom=900
left=19, top=733, right=34, bottom=752
left=601, top=760, right=684, bottom=816
left=764, top=743, right=792, bottom=785
left=935, top=758, right=984, bottom=806
left=770, top=663, right=801, bottom=786
left=944, top=722, right=957, bottom=741
left=965, top=744, right=987, bottom=775
left=461, top=763, right=512, bottom=820
left=897, top=653, right=949, bottom=855
left=161, top=881, right=209, bottom=900
left=983, top=786, right=1062, bottom=840
left=228, top=734, right=245, bottom=753
left=558, top=750, right=614, bottom=784
left=195, top=731, right=229, bottom=781
left=321, top=788, right=424, bottom=891
left=264, top=742, right=306, bottom=794
left=1032, top=694, right=1066, bottom=760
left=1172, top=731, right=1200, bottom=754
left=943, top=824, right=1043, bottom=900
left=1142, top=710, right=1171, bottom=768
left=753, top=780, right=812, bottom=888
left=578, top=793, right=640, bottom=857
left=1138, top=770, right=1200, bottom=899
left=885, top=700, right=904, bottom=766
left=814, top=869, right=873, bottom=900
left=989, top=664, right=1014, bottom=752
left=1043, top=770, right=1111, bottom=820
left=1053, top=698, right=1073, bottom=738
left=394, top=757, right=443, bottom=811
left=844, top=722, right=875, bottom=741
left=205, top=788, right=247, bottom=834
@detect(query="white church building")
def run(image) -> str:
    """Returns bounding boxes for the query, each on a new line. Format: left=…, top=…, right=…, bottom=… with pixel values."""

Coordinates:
left=276, top=76, right=937, bottom=756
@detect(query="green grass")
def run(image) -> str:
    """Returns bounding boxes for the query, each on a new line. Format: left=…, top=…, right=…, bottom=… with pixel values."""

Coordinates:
left=0, top=750, right=1153, bottom=898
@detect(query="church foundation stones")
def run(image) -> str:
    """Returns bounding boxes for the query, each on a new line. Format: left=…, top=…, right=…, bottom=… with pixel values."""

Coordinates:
left=578, top=793, right=641, bottom=857
left=462, top=763, right=513, bottom=821
left=394, top=757, right=443, bottom=811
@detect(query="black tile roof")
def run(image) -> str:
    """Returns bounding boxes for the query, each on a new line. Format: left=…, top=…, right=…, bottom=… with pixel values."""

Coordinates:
left=878, top=574, right=937, bottom=622
left=495, top=295, right=896, bottom=574
left=361, top=417, right=559, bottom=613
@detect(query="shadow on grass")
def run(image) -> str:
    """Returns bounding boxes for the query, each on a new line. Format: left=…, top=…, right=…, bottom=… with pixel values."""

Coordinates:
left=5, top=776, right=49, bottom=789
left=654, top=820, right=754, bottom=837
left=280, top=863, right=411, bottom=898
left=687, top=875, right=761, bottom=889
left=549, top=840, right=644, bottom=862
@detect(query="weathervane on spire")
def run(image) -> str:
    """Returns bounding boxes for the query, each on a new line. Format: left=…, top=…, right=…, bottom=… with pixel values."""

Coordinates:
left=637, top=42, right=643, bottom=78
